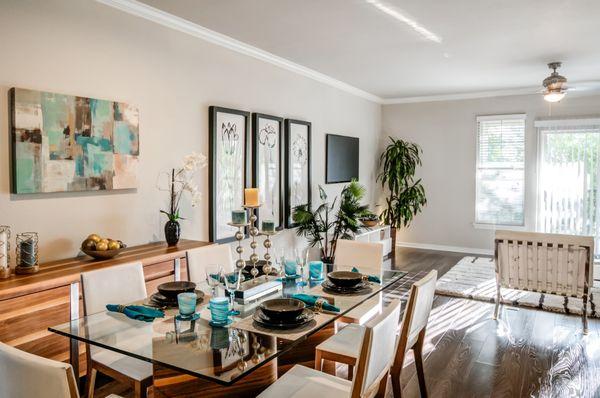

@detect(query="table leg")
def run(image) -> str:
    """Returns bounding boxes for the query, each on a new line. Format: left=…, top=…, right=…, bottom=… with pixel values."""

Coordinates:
left=69, top=281, right=80, bottom=387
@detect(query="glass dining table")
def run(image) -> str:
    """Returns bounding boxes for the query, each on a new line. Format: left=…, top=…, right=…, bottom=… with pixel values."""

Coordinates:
left=49, top=269, right=407, bottom=396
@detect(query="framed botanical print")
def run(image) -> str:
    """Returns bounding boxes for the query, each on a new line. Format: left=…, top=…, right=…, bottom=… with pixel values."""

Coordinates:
left=284, top=119, right=311, bottom=228
left=252, top=113, right=284, bottom=230
left=209, top=106, right=251, bottom=243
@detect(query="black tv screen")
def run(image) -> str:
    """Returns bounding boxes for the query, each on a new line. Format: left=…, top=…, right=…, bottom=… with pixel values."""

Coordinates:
left=326, top=134, right=359, bottom=183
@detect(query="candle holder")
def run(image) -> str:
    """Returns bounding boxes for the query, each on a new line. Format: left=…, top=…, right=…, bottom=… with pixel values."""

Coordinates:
left=0, top=226, right=10, bottom=279
left=227, top=221, right=249, bottom=288
left=15, top=232, right=39, bottom=275
left=243, top=205, right=261, bottom=283
left=259, top=230, right=278, bottom=282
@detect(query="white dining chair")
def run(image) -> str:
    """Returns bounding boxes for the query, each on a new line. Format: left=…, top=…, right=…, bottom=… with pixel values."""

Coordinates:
left=334, top=240, right=385, bottom=325
left=258, top=299, right=402, bottom=398
left=0, top=342, right=80, bottom=398
left=186, top=244, right=234, bottom=284
left=81, top=261, right=152, bottom=398
left=315, top=270, right=437, bottom=398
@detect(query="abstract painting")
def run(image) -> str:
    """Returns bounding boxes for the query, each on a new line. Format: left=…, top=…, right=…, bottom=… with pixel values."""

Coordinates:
left=209, top=106, right=250, bottom=243
left=9, top=88, right=139, bottom=193
left=252, top=113, right=284, bottom=230
left=284, top=119, right=311, bottom=227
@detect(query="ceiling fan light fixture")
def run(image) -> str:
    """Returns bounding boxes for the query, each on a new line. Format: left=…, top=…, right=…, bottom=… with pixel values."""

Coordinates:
left=544, top=90, right=566, bottom=103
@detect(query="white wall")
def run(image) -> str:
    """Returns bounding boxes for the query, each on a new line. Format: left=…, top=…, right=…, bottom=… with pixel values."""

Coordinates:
left=382, top=93, right=600, bottom=252
left=0, top=0, right=381, bottom=262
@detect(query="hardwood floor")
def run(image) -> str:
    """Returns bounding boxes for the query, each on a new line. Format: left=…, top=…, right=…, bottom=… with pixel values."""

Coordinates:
left=92, top=247, right=600, bottom=398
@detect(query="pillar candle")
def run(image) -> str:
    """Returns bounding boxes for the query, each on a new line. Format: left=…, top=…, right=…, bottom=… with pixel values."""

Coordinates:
left=261, top=220, right=275, bottom=233
left=232, top=210, right=247, bottom=225
left=244, top=188, right=259, bottom=207
left=0, top=231, right=6, bottom=269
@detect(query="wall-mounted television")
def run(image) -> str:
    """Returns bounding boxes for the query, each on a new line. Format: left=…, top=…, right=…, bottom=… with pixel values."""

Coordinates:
left=326, top=134, right=359, bottom=184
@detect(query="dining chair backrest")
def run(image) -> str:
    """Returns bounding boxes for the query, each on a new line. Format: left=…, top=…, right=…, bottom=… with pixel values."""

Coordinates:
left=334, top=240, right=384, bottom=273
left=0, top=342, right=79, bottom=398
left=81, top=261, right=147, bottom=315
left=351, top=299, right=402, bottom=397
left=399, top=270, right=437, bottom=352
left=186, top=244, right=234, bottom=284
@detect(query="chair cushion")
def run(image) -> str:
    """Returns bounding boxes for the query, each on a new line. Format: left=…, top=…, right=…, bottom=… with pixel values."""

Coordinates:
left=258, top=365, right=351, bottom=398
left=92, top=348, right=152, bottom=382
left=316, top=323, right=365, bottom=359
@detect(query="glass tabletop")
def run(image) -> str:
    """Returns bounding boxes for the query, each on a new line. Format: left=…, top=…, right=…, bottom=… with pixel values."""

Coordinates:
left=49, top=269, right=407, bottom=386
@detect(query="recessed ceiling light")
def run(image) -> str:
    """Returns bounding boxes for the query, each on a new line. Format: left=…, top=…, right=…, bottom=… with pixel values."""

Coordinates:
left=365, top=0, right=442, bottom=43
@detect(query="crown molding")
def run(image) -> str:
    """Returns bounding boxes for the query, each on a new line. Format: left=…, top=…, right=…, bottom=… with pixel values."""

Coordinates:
left=382, top=86, right=539, bottom=105
left=96, top=0, right=383, bottom=104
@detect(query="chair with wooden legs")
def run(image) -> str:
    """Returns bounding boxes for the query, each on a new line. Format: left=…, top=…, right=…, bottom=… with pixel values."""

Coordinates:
left=258, top=299, right=402, bottom=398
left=81, top=261, right=152, bottom=398
left=334, top=240, right=385, bottom=325
left=315, top=270, right=437, bottom=398
left=186, top=244, right=234, bottom=285
left=390, top=270, right=437, bottom=398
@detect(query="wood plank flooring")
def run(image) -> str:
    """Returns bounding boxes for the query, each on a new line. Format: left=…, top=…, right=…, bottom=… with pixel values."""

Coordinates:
left=93, top=247, right=600, bottom=398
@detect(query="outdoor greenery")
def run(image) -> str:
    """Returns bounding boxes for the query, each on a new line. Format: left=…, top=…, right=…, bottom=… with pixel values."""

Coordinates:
left=292, top=180, right=371, bottom=261
left=378, top=137, right=427, bottom=228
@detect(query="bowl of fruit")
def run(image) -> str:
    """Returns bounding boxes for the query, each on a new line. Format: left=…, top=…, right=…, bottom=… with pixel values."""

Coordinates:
left=81, top=234, right=126, bottom=260
left=360, top=214, right=380, bottom=228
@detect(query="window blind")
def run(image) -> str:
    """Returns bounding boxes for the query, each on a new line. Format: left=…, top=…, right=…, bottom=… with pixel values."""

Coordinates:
left=475, top=114, right=526, bottom=225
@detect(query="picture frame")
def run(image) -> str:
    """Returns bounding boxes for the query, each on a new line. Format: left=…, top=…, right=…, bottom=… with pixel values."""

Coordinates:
left=252, top=113, right=284, bottom=230
left=209, top=106, right=251, bottom=243
left=284, top=119, right=311, bottom=228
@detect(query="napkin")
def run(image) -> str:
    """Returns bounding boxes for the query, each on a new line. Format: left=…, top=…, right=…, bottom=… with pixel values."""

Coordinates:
left=291, top=293, right=340, bottom=313
left=106, top=304, right=165, bottom=322
left=351, top=267, right=381, bottom=284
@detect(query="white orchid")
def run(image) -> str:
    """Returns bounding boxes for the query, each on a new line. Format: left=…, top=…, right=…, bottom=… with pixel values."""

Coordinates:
left=159, top=151, right=208, bottom=221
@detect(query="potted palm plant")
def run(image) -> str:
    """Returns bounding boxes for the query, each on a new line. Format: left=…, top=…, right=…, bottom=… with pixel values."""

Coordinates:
left=377, top=137, right=427, bottom=251
left=292, top=180, right=371, bottom=268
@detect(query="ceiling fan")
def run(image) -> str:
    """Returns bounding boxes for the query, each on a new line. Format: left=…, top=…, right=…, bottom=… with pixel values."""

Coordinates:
left=542, top=62, right=568, bottom=103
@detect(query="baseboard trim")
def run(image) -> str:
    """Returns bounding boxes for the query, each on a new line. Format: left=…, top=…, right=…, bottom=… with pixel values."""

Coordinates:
left=396, top=241, right=493, bottom=256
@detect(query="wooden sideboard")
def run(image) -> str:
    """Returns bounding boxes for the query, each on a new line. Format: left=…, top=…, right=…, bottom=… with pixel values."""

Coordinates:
left=0, top=239, right=210, bottom=379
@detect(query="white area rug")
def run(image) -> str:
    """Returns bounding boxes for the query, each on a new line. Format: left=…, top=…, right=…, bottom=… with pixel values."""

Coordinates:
left=436, top=256, right=599, bottom=317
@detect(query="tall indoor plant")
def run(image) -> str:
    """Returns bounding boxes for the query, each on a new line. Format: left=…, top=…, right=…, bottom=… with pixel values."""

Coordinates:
left=292, top=180, right=371, bottom=266
left=377, top=137, right=427, bottom=250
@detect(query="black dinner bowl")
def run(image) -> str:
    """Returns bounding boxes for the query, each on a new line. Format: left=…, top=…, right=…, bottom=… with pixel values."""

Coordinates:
left=157, top=281, right=197, bottom=300
left=327, top=271, right=363, bottom=288
left=260, top=298, right=305, bottom=321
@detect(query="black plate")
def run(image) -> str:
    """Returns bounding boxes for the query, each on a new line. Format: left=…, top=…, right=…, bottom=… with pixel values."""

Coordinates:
left=157, top=281, right=196, bottom=300
left=148, top=289, right=204, bottom=308
left=260, top=298, right=305, bottom=321
left=253, top=308, right=315, bottom=329
left=321, top=280, right=372, bottom=295
left=255, top=308, right=311, bottom=325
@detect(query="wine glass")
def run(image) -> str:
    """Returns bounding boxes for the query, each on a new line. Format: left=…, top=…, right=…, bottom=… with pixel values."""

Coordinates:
left=274, top=247, right=285, bottom=278
left=205, top=264, right=223, bottom=297
left=295, top=247, right=309, bottom=288
left=222, top=269, right=241, bottom=315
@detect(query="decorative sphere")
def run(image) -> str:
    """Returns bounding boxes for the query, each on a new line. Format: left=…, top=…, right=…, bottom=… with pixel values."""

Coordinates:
left=264, top=253, right=271, bottom=261
left=263, top=240, right=272, bottom=249
left=250, top=253, right=259, bottom=263
left=250, top=227, right=259, bottom=236
left=250, top=267, right=259, bottom=277
left=236, top=246, right=244, bottom=254
left=249, top=214, right=257, bottom=222
left=250, top=241, right=257, bottom=249
left=263, top=265, right=272, bottom=275
left=236, top=259, right=245, bottom=269
left=235, top=231, right=244, bottom=240
left=237, top=361, right=247, bottom=371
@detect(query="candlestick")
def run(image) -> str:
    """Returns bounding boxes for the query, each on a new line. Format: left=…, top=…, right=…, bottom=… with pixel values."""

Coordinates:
left=260, top=230, right=277, bottom=282
left=244, top=188, right=259, bottom=207
left=243, top=205, right=260, bottom=282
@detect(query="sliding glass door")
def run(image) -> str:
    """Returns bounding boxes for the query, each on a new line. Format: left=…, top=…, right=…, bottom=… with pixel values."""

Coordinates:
left=537, top=120, right=600, bottom=256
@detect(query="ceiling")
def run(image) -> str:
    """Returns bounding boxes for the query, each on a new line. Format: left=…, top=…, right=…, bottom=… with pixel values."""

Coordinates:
left=137, top=0, right=600, bottom=101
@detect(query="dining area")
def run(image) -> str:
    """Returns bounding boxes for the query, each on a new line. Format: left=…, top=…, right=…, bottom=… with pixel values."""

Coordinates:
left=0, top=240, right=436, bottom=398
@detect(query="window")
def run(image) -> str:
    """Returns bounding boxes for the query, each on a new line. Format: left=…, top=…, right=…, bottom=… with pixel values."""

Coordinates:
left=536, top=118, right=600, bottom=256
left=475, top=114, right=526, bottom=226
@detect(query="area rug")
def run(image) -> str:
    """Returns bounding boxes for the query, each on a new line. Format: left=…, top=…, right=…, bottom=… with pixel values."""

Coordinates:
left=435, top=256, right=599, bottom=317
